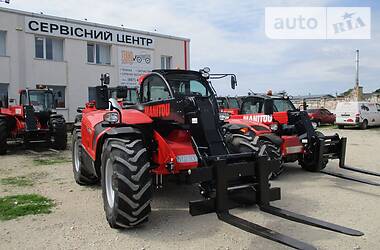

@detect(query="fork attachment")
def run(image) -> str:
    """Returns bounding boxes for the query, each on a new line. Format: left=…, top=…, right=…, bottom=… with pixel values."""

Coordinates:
left=319, top=136, right=380, bottom=186
left=188, top=156, right=363, bottom=249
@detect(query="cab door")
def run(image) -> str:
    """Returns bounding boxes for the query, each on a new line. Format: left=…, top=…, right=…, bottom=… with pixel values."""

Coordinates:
left=140, top=74, right=180, bottom=123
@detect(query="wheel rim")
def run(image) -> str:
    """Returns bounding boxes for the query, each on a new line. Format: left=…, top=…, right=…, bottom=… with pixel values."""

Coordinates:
left=73, top=140, right=80, bottom=172
left=105, top=159, right=115, bottom=208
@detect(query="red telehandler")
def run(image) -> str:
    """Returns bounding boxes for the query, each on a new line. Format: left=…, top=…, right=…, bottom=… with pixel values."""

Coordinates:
left=0, top=86, right=67, bottom=154
left=229, top=92, right=380, bottom=185
left=72, top=70, right=363, bottom=249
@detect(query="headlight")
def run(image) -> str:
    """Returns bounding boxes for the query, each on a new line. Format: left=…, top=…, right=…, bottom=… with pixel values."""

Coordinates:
left=104, top=112, right=119, bottom=123
left=219, top=112, right=230, bottom=121
left=270, top=123, right=279, bottom=131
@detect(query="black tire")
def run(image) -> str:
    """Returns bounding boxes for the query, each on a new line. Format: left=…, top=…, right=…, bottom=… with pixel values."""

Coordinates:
left=72, top=129, right=99, bottom=185
left=0, top=119, right=8, bottom=155
left=360, top=119, right=368, bottom=130
left=299, top=131, right=328, bottom=172
left=260, top=139, right=283, bottom=179
left=50, top=116, right=67, bottom=150
left=225, top=133, right=281, bottom=178
left=101, top=136, right=152, bottom=228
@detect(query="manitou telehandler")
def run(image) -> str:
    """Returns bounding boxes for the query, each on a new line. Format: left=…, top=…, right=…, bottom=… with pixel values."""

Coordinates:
left=72, top=70, right=363, bottom=249
left=0, top=85, right=67, bottom=154
left=217, top=96, right=241, bottom=115
left=229, top=92, right=380, bottom=185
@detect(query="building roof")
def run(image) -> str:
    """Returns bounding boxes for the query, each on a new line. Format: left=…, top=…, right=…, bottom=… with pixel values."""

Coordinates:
left=292, top=94, right=335, bottom=100
left=0, top=6, right=190, bottom=42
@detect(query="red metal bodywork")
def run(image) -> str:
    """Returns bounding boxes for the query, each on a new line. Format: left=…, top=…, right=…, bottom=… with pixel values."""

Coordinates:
left=81, top=103, right=198, bottom=176
left=230, top=111, right=303, bottom=157
left=230, top=111, right=288, bottom=126
left=0, top=105, right=48, bottom=137
left=81, top=108, right=153, bottom=160
left=152, top=129, right=198, bottom=175
left=220, top=108, right=239, bottom=115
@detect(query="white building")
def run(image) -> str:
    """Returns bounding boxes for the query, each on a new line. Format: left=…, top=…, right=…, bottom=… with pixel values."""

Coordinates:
left=0, top=7, right=190, bottom=122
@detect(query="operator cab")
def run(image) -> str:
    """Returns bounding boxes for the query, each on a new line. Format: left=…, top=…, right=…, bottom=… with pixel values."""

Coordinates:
left=20, top=89, right=55, bottom=112
left=18, top=87, right=56, bottom=131
left=241, top=94, right=296, bottom=115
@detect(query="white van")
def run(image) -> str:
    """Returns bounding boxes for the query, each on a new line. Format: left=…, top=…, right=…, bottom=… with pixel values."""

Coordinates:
left=335, top=102, right=380, bottom=129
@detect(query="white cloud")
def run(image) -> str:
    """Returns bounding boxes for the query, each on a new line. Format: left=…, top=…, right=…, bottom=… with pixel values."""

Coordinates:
left=5, top=0, right=380, bottom=95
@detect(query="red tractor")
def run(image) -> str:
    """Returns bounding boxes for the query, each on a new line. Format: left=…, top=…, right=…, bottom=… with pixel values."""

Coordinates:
left=230, top=93, right=380, bottom=185
left=217, top=96, right=240, bottom=115
left=0, top=86, right=67, bottom=154
left=72, top=70, right=363, bottom=249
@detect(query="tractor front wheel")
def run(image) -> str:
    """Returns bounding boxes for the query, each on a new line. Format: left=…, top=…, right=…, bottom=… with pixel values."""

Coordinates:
left=101, top=136, right=152, bottom=228
left=0, top=119, right=8, bottom=155
left=50, top=116, right=67, bottom=150
left=260, top=139, right=283, bottom=179
left=225, top=133, right=282, bottom=178
left=72, top=129, right=99, bottom=185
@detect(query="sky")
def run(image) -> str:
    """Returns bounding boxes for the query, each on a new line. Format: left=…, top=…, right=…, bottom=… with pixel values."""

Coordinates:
left=2, top=0, right=380, bottom=96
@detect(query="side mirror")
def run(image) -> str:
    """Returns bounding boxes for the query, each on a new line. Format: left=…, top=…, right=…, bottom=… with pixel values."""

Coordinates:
left=231, top=75, right=237, bottom=89
left=264, top=99, right=274, bottom=115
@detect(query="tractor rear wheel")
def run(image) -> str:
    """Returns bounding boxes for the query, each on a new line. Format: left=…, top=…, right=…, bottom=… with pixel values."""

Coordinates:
left=0, top=119, right=8, bottom=155
left=299, top=131, right=328, bottom=172
left=72, top=129, right=99, bottom=185
left=50, top=116, right=67, bottom=150
left=101, top=136, right=152, bottom=228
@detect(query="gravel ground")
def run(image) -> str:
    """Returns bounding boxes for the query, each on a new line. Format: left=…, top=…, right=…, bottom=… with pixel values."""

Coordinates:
left=0, top=127, right=379, bottom=250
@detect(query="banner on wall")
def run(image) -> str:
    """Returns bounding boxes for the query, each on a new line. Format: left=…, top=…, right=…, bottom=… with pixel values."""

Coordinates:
left=118, top=47, right=154, bottom=87
left=25, top=17, right=154, bottom=48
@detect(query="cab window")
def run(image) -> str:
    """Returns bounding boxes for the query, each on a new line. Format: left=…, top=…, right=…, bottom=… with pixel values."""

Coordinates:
left=141, top=75, right=171, bottom=103
left=172, top=79, right=209, bottom=97
left=273, top=99, right=295, bottom=112
left=241, top=98, right=264, bottom=114
left=217, top=98, right=229, bottom=108
left=229, top=98, right=240, bottom=109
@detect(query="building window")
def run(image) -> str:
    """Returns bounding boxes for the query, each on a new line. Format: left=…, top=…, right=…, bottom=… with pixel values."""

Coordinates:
left=35, top=36, right=64, bottom=61
left=0, top=31, right=6, bottom=56
left=48, top=85, right=66, bottom=108
left=87, top=43, right=111, bottom=65
left=161, top=55, right=172, bottom=69
left=0, top=83, right=8, bottom=108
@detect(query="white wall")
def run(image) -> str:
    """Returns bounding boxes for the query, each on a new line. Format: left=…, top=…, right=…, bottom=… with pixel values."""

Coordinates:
left=0, top=8, right=190, bottom=122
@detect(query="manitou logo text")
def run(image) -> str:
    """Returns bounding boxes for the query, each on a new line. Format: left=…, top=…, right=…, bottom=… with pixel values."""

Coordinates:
left=243, top=114, right=273, bottom=123
left=144, top=103, right=170, bottom=118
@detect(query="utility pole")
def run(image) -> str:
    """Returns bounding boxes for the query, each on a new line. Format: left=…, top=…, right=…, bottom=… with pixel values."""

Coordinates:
left=353, top=49, right=363, bottom=101
left=355, top=49, right=359, bottom=88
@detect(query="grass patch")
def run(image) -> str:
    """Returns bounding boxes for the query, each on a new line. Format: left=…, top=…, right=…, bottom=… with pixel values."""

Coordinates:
left=0, top=194, right=54, bottom=220
left=1, top=176, right=34, bottom=187
left=33, top=157, right=71, bottom=166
